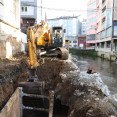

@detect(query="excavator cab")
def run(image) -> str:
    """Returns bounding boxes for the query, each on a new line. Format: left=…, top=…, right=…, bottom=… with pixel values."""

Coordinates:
left=51, top=27, right=64, bottom=48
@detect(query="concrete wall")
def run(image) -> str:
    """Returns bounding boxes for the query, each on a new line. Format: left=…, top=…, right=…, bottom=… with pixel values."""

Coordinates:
left=97, top=51, right=116, bottom=61
left=0, top=0, right=20, bottom=29
left=0, top=33, right=21, bottom=58
left=0, top=0, right=22, bottom=58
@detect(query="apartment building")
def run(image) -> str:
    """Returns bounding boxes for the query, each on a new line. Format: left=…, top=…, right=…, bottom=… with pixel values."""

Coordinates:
left=95, top=0, right=113, bottom=58
left=87, top=0, right=97, bottom=47
left=87, top=0, right=117, bottom=60
left=0, top=0, right=21, bottom=58
left=20, top=0, right=38, bottom=33
left=48, top=16, right=81, bottom=48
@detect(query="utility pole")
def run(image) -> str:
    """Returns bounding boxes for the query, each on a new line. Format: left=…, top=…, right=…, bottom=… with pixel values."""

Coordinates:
left=41, top=0, right=42, bottom=21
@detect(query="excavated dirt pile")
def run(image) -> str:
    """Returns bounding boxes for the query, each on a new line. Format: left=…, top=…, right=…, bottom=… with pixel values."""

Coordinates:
left=1, top=53, right=117, bottom=117
left=0, top=52, right=29, bottom=110
left=37, top=57, right=117, bottom=117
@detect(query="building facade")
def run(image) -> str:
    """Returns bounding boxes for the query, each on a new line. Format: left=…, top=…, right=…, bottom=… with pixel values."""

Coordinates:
left=78, top=36, right=86, bottom=49
left=0, top=0, right=21, bottom=58
left=20, top=0, right=38, bottom=33
left=87, top=0, right=97, bottom=47
left=78, top=20, right=87, bottom=49
left=81, top=20, right=87, bottom=35
left=48, top=16, right=81, bottom=48
left=87, top=0, right=117, bottom=60
left=95, top=0, right=113, bottom=57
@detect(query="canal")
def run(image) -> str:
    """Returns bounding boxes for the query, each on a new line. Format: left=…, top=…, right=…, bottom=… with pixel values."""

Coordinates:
left=73, top=55, right=117, bottom=95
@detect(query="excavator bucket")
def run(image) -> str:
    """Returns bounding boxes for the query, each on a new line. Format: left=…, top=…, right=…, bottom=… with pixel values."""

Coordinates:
left=56, top=47, right=69, bottom=60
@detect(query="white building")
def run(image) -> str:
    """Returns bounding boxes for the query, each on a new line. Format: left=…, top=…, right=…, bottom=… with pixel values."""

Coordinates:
left=0, top=0, right=20, bottom=34
left=20, top=0, right=40, bottom=33
left=81, top=20, right=86, bottom=35
left=48, top=16, right=81, bottom=48
left=0, top=0, right=21, bottom=58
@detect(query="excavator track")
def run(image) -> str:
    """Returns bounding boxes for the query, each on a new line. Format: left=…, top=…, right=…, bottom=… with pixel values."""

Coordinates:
left=40, top=48, right=69, bottom=60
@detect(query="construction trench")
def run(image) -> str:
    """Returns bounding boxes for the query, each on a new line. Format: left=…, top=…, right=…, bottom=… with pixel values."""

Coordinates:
left=0, top=52, right=117, bottom=117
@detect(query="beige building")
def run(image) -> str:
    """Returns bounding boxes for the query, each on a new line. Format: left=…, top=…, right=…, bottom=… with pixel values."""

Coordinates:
left=0, top=0, right=22, bottom=58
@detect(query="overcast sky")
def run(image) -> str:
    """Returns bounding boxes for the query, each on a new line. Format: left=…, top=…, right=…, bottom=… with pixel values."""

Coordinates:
left=37, top=0, right=87, bottom=21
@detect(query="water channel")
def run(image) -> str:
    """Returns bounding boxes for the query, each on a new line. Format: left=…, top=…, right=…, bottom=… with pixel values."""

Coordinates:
left=73, top=55, right=117, bottom=95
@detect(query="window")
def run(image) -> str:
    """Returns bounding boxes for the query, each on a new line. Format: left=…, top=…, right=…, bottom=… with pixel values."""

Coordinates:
left=87, top=17, right=96, bottom=23
left=22, top=6, right=27, bottom=12
left=97, top=33, right=100, bottom=40
left=73, top=41, right=77, bottom=43
left=97, top=43, right=99, bottom=48
left=101, top=30, right=105, bottom=39
left=87, top=10, right=96, bottom=16
left=87, top=24, right=96, bottom=30
left=101, top=42, right=104, bottom=48
left=106, top=41, right=111, bottom=48
left=87, top=2, right=96, bottom=9
left=90, top=43, right=95, bottom=46
left=87, top=35, right=96, bottom=41
left=79, top=39, right=84, bottom=42
left=25, top=7, right=27, bottom=12
left=22, top=7, right=24, bottom=12
left=113, top=21, right=117, bottom=37
left=106, top=27, right=111, bottom=37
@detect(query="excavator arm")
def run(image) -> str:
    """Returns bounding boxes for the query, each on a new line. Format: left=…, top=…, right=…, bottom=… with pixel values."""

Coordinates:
left=26, top=22, right=51, bottom=81
left=27, top=26, right=38, bottom=69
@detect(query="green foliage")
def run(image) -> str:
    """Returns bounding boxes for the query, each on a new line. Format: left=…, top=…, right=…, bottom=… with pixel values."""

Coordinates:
left=69, top=48, right=98, bottom=56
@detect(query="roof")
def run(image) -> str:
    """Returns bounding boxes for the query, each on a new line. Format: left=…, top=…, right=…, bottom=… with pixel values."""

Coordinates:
left=48, top=16, right=79, bottom=20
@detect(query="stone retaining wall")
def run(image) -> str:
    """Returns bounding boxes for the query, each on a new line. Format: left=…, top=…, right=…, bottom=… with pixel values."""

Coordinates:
left=0, top=34, right=21, bottom=58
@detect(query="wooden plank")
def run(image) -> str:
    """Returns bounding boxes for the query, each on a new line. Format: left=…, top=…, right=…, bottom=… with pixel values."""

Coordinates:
left=0, top=88, right=20, bottom=117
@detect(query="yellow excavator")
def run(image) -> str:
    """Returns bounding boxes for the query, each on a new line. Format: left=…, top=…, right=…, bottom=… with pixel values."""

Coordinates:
left=27, top=21, right=69, bottom=81
left=18, top=22, right=69, bottom=116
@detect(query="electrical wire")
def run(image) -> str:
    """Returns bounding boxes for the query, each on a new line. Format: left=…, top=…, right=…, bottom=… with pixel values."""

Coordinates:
left=21, top=4, right=117, bottom=13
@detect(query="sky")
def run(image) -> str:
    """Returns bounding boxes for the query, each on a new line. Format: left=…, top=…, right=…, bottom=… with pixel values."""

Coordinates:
left=37, top=0, right=87, bottom=21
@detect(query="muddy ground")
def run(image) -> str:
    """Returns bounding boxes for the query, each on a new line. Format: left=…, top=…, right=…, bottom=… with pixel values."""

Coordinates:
left=0, top=53, right=117, bottom=117
left=0, top=52, right=29, bottom=110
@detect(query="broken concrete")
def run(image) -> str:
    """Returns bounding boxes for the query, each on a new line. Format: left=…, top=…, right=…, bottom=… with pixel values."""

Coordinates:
left=37, top=57, right=117, bottom=117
